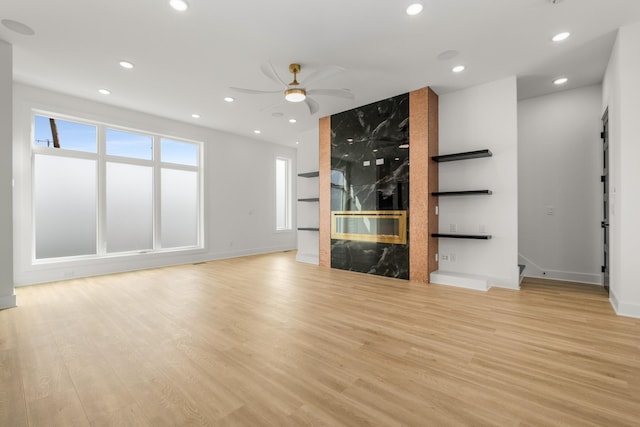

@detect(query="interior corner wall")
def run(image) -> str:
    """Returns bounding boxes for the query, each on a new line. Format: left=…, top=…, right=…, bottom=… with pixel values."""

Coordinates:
left=0, top=40, right=16, bottom=309
left=295, top=127, right=319, bottom=264
left=518, top=85, right=602, bottom=285
left=602, top=22, right=640, bottom=318
left=437, top=76, right=519, bottom=289
left=12, top=83, right=297, bottom=286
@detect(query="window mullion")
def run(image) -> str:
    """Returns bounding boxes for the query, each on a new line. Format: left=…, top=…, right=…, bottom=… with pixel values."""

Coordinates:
left=154, top=135, right=162, bottom=250
left=97, top=124, right=107, bottom=255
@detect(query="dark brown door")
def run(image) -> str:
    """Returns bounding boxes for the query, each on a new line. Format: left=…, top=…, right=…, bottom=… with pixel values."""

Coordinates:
left=601, top=109, right=610, bottom=294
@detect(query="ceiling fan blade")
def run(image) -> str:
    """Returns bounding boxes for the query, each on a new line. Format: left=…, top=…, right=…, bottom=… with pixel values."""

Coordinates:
left=306, top=89, right=354, bottom=100
left=303, top=65, right=344, bottom=87
left=230, top=87, right=282, bottom=95
left=304, top=97, right=320, bottom=115
left=260, top=61, right=289, bottom=88
left=260, top=99, right=286, bottom=112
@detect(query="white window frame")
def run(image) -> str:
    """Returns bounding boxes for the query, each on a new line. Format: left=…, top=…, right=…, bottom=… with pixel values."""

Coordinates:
left=275, top=156, right=292, bottom=231
left=31, top=110, right=204, bottom=263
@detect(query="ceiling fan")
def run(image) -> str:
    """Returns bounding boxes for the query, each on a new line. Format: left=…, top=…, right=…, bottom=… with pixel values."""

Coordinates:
left=230, top=62, right=354, bottom=114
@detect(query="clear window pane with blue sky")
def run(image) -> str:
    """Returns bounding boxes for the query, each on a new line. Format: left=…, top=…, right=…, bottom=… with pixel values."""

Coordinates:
left=161, top=138, right=198, bottom=166
left=34, top=115, right=96, bottom=153
left=106, top=128, right=153, bottom=160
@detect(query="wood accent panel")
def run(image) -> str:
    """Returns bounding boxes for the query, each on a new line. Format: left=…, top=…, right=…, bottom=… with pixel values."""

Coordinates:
left=409, top=87, right=438, bottom=282
left=318, top=115, right=331, bottom=267
left=2, top=253, right=640, bottom=425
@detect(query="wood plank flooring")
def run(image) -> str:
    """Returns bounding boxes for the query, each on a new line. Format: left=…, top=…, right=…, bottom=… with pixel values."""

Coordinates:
left=1, top=251, right=639, bottom=426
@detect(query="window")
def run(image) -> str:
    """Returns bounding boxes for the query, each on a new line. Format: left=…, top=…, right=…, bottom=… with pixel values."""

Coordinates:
left=34, top=115, right=96, bottom=152
left=106, top=128, right=152, bottom=160
left=275, top=157, right=291, bottom=230
left=32, top=113, right=202, bottom=260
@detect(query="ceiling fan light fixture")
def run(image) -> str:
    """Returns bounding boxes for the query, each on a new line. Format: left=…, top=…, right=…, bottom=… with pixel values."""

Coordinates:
left=285, top=88, right=306, bottom=103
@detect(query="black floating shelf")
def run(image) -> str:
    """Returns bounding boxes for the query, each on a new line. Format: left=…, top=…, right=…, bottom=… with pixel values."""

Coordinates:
left=298, top=198, right=320, bottom=202
left=432, top=233, right=492, bottom=240
left=432, top=149, right=492, bottom=163
left=298, top=227, right=319, bottom=231
left=298, top=171, right=319, bottom=178
left=432, top=190, right=492, bottom=197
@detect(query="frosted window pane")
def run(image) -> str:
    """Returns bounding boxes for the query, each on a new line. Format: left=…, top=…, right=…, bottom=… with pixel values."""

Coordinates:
left=34, top=116, right=96, bottom=152
left=35, top=155, right=96, bottom=258
left=276, top=158, right=287, bottom=230
left=106, top=128, right=153, bottom=160
left=161, top=169, right=198, bottom=248
left=106, top=163, right=153, bottom=253
left=161, top=138, right=198, bottom=166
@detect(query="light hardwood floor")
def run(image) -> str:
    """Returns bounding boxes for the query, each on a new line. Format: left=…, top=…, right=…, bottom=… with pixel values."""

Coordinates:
left=1, top=251, right=639, bottom=426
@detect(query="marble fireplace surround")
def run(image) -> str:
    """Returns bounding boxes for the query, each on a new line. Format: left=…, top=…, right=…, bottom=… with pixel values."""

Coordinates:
left=319, top=87, right=439, bottom=283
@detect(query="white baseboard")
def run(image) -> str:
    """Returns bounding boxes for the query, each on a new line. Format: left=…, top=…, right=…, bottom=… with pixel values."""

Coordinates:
left=296, top=253, right=319, bottom=265
left=430, top=270, right=489, bottom=291
left=15, top=245, right=297, bottom=287
left=518, top=253, right=601, bottom=285
left=610, top=289, right=640, bottom=318
left=0, top=293, right=17, bottom=310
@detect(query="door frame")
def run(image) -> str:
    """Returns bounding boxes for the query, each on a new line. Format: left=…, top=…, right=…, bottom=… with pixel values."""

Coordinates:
left=601, top=108, right=610, bottom=294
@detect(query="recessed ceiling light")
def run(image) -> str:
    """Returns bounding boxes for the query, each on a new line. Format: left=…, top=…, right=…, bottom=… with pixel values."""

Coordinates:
left=169, top=0, right=189, bottom=11
left=254, top=130, right=261, bottom=134
left=553, top=77, right=568, bottom=85
left=437, top=50, right=459, bottom=61
left=552, top=32, right=571, bottom=42
left=224, top=96, right=235, bottom=103
left=452, top=65, right=465, bottom=73
left=119, top=61, right=134, bottom=69
left=191, top=113, right=200, bottom=119
left=98, top=89, right=111, bottom=95
left=295, top=141, right=300, bottom=145
left=406, top=3, right=423, bottom=16
left=289, top=118, right=297, bottom=123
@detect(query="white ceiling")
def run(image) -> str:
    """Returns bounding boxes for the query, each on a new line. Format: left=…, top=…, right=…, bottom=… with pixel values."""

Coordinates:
left=2, top=0, right=640, bottom=146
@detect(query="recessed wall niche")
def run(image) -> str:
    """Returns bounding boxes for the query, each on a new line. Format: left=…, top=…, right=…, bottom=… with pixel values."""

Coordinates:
left=329, top=94, right=410, bottom=279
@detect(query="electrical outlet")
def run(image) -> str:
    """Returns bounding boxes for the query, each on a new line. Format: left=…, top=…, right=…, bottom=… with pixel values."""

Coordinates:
left=546, top=206, right=554, bottom=216
left=449, top=223, right=457, bottom=232
left=441, top=254, right=449, bottom=261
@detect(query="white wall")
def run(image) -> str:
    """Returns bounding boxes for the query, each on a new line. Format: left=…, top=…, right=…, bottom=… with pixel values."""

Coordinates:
left=13, top=84, right=297, bottom=286
left=434, top=77, right=520, bottom=289
left=602, top=23, right=640, bottom=317
left=0, top=40, right=16, bottom=309
left=295, top=127, right=320, bottom=264
left=518, top=85, right=602, bottom=285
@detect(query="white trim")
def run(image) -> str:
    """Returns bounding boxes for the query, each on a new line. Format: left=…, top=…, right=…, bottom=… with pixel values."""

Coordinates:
left=430, top=270, right=489, bottom=291
left=610, top=289, right=640, bottom=318
left=296, top=253, right=319, bottom=265
left=0, top=293, right=17, bottom=310
left=518, top=253, right=602, bottom=285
